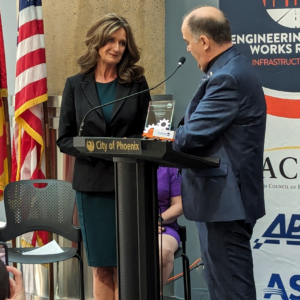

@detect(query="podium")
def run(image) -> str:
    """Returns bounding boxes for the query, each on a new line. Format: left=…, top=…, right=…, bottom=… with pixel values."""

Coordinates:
left=74, top=137, right=219, bottom=300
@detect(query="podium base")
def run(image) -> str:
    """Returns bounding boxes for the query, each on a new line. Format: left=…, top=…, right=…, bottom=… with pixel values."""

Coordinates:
left=115, top=158, right=160, bottom=300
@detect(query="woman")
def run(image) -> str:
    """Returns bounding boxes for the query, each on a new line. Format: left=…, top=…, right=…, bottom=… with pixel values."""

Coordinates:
left=56, top=13, right=151, bottom=300
left=157, top=166, right=183, bottom=292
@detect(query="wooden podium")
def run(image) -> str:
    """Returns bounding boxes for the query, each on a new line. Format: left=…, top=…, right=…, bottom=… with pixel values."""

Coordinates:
left=74, top=137, right=219, bottom=300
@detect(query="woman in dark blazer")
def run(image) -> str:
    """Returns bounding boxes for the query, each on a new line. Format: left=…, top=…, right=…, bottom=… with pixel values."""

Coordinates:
left=56, top=13, right=151, bottom=300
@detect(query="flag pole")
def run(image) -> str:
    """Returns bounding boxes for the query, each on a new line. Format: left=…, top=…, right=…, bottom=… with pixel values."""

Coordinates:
left=2, top=96, right=11, bottom=180
left=42, top=100, right=54, bottom=300
left=43, top=101, right=51, bottom=179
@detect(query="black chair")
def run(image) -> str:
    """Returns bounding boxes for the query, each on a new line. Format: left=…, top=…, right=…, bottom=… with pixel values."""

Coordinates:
left=0, top=179, right=84, bottom=300
left=174, top=224, right=191, bottom=300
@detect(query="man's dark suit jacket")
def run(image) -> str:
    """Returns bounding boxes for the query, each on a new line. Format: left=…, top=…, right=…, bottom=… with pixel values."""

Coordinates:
left=173, top=46, right=266, bottom=223
left=56, top=73, right=151, bottom=192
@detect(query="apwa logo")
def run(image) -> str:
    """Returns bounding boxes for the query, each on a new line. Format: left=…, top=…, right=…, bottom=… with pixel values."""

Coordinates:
left=253, top=214, right=300, bottom=249
left=264, top=273, right=300, bottom=299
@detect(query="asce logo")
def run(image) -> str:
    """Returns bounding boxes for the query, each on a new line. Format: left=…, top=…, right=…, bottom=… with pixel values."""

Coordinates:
left=263, top=273, right=300, bottom=299
left=253, top=214, right=300, bottom=249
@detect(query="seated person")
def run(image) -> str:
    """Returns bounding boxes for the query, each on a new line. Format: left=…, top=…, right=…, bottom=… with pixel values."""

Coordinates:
left=0, top=260, right=26, bottom=300
left=157, top=166, right=183, bottom=291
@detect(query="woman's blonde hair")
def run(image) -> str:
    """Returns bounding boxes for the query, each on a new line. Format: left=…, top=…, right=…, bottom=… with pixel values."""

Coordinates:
left=77, top=13, right=144, bottom=83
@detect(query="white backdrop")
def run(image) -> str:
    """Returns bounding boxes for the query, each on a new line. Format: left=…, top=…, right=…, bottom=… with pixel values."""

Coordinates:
left=252, top=114, right=300, bottom=299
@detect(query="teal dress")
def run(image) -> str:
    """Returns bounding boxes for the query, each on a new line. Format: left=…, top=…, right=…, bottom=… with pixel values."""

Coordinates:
left=76, top=79, right=117, bottom=267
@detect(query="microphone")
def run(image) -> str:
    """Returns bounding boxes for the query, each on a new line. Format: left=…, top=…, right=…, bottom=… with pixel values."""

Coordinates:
left=178, top=57, right=186, bottom=66
left=78, top=57, right=186, bottom=137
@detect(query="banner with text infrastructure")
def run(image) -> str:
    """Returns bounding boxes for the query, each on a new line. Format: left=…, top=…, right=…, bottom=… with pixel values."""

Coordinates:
left=220, top=1, right=300, bottom=299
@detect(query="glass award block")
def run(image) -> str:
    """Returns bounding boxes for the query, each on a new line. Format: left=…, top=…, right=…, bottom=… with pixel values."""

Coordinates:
left=144, top=100, right=175, bottom=131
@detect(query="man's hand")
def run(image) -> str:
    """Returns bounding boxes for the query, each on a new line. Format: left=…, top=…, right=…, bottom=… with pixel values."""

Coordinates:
left=6, top=266, right=26, bottom=300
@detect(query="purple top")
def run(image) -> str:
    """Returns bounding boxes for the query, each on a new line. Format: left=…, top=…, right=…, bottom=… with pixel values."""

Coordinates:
left=157, top=166, right=182, bottom=232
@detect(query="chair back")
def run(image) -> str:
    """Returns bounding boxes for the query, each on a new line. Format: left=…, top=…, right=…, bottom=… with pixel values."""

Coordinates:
left=0, top=179, right=81, bottom=243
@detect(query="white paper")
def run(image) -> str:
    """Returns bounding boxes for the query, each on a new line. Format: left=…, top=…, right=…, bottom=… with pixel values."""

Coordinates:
left=22, top=240, right=64, bottom=255
left=0, top=221, right=6, bottom=228
left=0, top=253, right=6, bottom=264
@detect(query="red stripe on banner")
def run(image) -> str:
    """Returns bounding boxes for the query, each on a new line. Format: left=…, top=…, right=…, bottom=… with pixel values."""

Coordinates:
left=21, top=109, right=44, bottom=136
left=286, top=0, right=289, bottom=6
left=273, top=0, right=275, bottom=7
left=16, top=48, right=46, bottom=77
left=263, top=0, right=266, bottom=6
left=30, top=166, right=45, bottom=180
left=18, top=131, right=42, bottom=177
left=18, top=133, right=29, bottom=175
left=18, top=20, right=44, bottom=44
left=14, top=78, right=47, bottom=111
left=265, top=95, right=300, bottom=118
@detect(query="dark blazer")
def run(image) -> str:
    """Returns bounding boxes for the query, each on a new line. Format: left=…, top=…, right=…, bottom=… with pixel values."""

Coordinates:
left=56, top=73, right=151, bottom=192
left=173, top=46, right=266, bottom=223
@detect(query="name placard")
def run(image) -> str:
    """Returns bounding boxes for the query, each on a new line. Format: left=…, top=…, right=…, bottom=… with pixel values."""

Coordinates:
left=85, top=138, right=142, bottom=154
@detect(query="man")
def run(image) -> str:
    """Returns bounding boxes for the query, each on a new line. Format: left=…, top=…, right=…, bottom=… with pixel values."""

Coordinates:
left=173, top=6, right=266, bottom=300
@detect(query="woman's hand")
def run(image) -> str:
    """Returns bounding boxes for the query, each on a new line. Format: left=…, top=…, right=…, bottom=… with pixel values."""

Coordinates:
left=6, top=266, right=26, bottom=300
left=158, top=226, right=165, bottom=234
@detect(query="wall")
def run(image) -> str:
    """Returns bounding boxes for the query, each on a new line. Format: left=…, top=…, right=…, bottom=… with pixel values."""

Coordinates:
left=42, top=0, right=165, bottom=95
left=165, top=0, right=218, bottom=299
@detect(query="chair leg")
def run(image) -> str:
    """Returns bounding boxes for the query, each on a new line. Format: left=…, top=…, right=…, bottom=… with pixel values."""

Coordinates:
left=49, top=263, right=54, bottom=300
left=181, top=254, right=188, bottom=300
left=76, top=254, right=85, bottom=300
left=181, top=253, right=191, bottom=300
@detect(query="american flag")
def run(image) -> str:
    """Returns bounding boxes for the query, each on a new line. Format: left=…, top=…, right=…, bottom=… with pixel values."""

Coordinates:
left=0, top=9, right=9, bottom=201
left=11, top=0, right=48, bottom=247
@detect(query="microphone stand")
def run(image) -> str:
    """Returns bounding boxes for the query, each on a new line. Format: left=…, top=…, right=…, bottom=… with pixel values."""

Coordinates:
left=78, top=60, right=185, bottom=137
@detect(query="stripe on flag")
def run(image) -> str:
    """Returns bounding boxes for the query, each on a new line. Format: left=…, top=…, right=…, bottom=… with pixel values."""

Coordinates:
left=16, top=34, right=45, bottom=61
left=18, top=20, right=44, bottom=44
left=19, top=6, right=43, bottom=28
left=16, top=48, right=46, bottom=76
left=15, top=63, right=47, bottom=95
